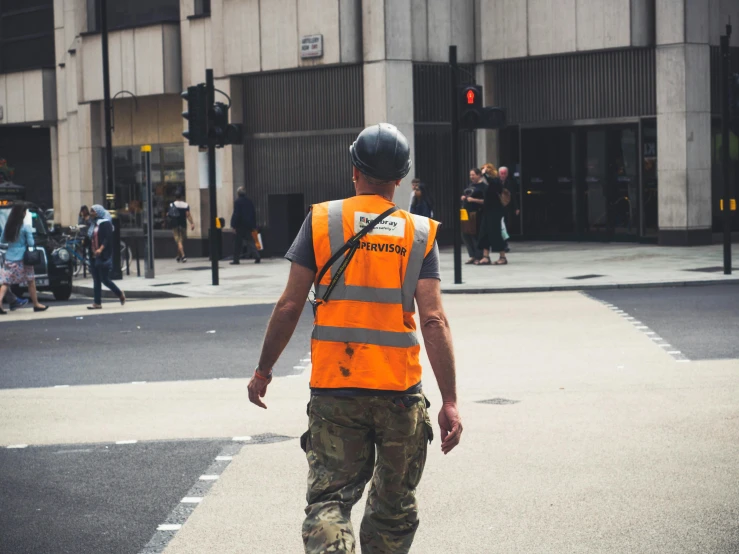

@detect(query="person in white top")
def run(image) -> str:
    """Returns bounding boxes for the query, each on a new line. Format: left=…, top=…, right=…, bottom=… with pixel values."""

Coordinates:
left=168, top=192, right=195, bottom=262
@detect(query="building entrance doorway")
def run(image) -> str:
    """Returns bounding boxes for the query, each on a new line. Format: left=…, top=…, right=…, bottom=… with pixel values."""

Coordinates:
left=521, top=123, right=645, bottom=241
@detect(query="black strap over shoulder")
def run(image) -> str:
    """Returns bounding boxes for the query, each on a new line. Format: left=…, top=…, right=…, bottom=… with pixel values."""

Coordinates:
left=315, top=205, right=399, bottom=303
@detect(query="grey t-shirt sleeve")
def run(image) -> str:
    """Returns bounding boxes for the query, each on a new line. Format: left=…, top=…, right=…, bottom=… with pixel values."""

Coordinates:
left=419, top=241, right=441, bottom=281
left=285, top=211, right=441, bottom=281
left=285, top=212, right=317, bottom=272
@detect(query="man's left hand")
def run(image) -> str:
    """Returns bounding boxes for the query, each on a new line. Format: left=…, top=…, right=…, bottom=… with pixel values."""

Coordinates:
left=248, top=370, right=272, bottom=409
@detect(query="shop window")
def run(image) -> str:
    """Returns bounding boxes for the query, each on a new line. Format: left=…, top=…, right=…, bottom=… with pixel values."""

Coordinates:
left=0, top=0, right=54, bottom=73
left=112, top=143, right=185, bottom=231
left=88, top=0, right=179, bottom=33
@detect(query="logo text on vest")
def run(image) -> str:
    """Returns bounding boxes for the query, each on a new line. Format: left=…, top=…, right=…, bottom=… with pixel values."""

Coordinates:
left=354, top=212, right=406, bottom=237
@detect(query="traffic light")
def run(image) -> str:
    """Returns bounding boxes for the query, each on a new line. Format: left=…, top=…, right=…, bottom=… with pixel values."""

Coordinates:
left=458, top=85, right=507, bottom=130
left=208, top=102, right=243, bottom=147
left=182, top=85, right=207, bottom=146
left=459, top=85, right=482, bottom=129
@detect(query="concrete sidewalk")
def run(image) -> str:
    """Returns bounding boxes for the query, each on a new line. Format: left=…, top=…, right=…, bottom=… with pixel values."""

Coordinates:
left=72, top=242, right=739, bottom=300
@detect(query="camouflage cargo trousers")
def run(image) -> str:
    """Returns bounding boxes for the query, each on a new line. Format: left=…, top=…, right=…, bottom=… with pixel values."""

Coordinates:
left=301, top=394, right=433, bottom=554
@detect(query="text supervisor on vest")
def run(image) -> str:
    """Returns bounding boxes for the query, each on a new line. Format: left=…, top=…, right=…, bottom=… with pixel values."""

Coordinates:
left=248, top=123, right=463, bottom=554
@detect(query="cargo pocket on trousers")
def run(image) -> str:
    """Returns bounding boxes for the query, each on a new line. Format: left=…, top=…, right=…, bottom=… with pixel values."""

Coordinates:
left=300, top=430, right=310, bottom=453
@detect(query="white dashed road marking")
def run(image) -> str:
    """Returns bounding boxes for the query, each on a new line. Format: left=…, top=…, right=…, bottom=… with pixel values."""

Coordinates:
left=181, top=497, right=203, bottom=504
left=6, top=444, right=28, bottom=449
left=157, top=524, right=182, bottom=532
left=115, top=440, right=138, bottom=445
left=583, top=293, right=690, bottom=363
left=232, top=436, right=252, bottom=442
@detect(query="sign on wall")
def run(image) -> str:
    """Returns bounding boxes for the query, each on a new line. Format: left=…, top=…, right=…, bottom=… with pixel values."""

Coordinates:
left=300, top=34, right=323, bottom=59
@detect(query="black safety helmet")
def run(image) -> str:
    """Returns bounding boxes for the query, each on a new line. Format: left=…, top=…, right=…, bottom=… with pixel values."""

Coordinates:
left=349, top=123, right=412, bottom=182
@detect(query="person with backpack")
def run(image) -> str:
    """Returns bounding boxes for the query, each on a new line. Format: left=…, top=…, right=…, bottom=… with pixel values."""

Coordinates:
left=168, top=192, right=194, bottom=262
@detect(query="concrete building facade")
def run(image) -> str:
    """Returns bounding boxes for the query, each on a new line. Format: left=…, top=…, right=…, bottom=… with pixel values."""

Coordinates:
left=0, top=0, right=736, bottom=254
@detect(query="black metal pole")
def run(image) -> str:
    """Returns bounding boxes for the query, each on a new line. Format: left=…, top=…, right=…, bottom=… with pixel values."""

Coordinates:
left=450, top=45, right=462, bottom=285
left=206, top=69, right=219, bottom=285
left=100, top=0, right=121, bottom=280
left=143, top=145, right=155, bottom=278
left=720, top=26, right=732, bottom=275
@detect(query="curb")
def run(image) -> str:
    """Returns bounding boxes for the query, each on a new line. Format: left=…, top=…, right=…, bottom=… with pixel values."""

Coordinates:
left=441, top=278, right=739, bottom=295
left=71, top=285, right=184, bottom=300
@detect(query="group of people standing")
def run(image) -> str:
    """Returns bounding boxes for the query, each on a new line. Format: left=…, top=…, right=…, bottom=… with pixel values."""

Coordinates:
left=461, top=164, right=518, bottom=266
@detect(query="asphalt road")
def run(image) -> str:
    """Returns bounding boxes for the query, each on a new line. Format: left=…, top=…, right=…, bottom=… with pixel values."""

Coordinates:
left=589, top=284, right=739, bottom=360
left=0, top=440, right=227, bottom=554
left=0, top=303, right=314, bottom=389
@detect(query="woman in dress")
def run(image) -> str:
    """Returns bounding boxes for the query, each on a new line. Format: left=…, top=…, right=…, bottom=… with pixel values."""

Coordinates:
left=87, top=205, right=126, bottom=310
left=0, top=203, right=48, bottom=314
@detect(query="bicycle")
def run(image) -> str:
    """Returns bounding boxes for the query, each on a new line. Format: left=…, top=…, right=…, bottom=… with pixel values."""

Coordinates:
left=62, top=227, right=89, bottom=277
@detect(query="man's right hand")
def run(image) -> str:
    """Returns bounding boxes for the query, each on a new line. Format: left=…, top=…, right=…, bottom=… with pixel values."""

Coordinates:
left=438, top=402, right=463, bottom=454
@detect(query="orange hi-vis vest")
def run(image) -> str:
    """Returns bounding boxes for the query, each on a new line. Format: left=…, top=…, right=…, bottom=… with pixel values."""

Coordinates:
left=310, top=194, right=439, bottom=391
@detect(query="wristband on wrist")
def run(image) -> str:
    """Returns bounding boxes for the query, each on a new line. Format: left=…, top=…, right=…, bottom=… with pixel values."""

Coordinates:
left=254, top=368, right=272, bottom=381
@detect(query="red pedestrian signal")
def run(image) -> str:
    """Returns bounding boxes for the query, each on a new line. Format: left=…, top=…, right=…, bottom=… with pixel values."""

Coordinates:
left=466, top=89, right=475, bottom=104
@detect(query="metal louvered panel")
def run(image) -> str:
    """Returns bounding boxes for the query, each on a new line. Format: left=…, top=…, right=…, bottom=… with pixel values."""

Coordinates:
left=244, top=65, right=364, bottom=135
left=242, top=65, right=364, bottom=231
left=490, top=48, right=656, bottom=125
left=710, top=46, right=739, bottom=116
left=413, top=63, right=478, bottom=245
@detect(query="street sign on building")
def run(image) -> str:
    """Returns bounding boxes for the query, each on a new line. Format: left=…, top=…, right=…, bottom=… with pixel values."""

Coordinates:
left=301, top=34, right=323, bottom=59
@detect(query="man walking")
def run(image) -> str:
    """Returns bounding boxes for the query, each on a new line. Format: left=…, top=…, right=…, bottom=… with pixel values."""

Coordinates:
left=229, top=187, right=260, bottom=264
left=248, top=123, right=462, bottom=554
left=168, top=192, right=194, bottom=262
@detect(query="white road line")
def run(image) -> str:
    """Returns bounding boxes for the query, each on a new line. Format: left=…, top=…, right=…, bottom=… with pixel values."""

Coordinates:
left=632, top=321, right=642, bottom=325
left=667, top=351, right=682, bottom=354
left=645, top=331, right=656, bottom=335
left=157, top=524, right=182, bottom=531
left=181, top=497, right=203, bottom=504
left=53, top=385, right=70, bottom=388
left=6, top=444, right=28, bottom=449
left=676, top=360, right=691, bottom=363
left=215, top=456, right=233, bottom=461
left=232, top=436, right=252, bottom=442
left=131, top=381, right=146, bottom=385
left=659, top=344, right=672, bottom=348
left=635, top=326, right=649, bottom=330
left=115, top=440, right=138, bottom=445
left=199, top=475, right=219, bottom=481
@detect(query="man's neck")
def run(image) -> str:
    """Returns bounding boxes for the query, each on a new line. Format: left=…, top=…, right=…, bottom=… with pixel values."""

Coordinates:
left=358, top=192, right=394, bottom=202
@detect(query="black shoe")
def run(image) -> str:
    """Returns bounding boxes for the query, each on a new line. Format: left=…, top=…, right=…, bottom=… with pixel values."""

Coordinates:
left=230, top=260, right=240, bottom=265
left=0, top=307, right=6, bottom=315
left=254, top=258, right=261, bottom=264
left=33, top=305, right=49, bottom=312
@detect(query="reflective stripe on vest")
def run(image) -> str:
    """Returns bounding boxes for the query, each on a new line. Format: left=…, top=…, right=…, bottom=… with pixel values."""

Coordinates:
left=312, top=325, right=419, bottom=348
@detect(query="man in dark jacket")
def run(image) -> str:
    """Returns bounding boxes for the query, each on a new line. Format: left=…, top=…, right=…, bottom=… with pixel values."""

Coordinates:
left=230, top=187, right=260, bottom=264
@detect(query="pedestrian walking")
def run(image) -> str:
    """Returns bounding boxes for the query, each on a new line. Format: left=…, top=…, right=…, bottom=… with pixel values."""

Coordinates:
left=409, top=181, right=434, bottom=218
left=497, top=166, right=519, bottom=249
left=87, top=205, right=125, bottom=310
left=229, top=187, right=260, bottom=264
left=460, top=168, right=487, bottom=264
left=167, top=192, right=194, bottom=262
left=476, top=171, right=509, bottom=265
left=247, top=123, right=462, bottom=554
left=0, top=203, right=47, bottom=314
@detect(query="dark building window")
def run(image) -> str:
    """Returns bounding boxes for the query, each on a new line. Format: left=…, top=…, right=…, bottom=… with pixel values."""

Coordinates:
left=0, top=0, right=55, bottom=73
left=88, top=0, right=179, bottom=33
left=194, top=0, right=211, bottom=16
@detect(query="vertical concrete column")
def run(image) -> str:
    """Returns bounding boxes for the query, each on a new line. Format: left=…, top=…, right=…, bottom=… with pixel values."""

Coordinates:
left=362, top=0, right=415, bottom=206
left=655, top=0, right=712, bottom=245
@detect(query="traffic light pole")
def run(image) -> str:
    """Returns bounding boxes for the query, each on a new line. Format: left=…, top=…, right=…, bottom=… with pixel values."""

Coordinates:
left=450, top=45, right=462, bottom=285
left=720, top=25, right=732, bottom=275
left=206, top=69, right=219, bottom=286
